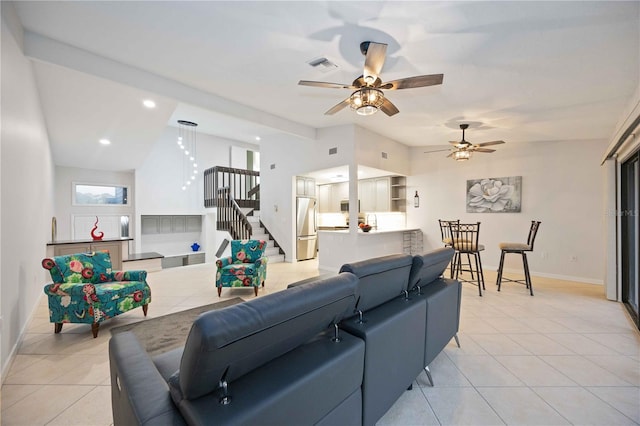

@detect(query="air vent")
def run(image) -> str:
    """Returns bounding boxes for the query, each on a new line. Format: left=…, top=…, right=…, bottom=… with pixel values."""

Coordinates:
left=270, top=163, right=276, bottom=170
left=308, top=57, right=338, bottom=73
left=329, top=147, right=338, bottom=155
left=381, top=152, right=388, bottom=159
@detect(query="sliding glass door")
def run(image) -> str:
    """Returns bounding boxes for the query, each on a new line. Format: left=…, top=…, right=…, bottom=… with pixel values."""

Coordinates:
left=621, top=151, right=639, bottom=330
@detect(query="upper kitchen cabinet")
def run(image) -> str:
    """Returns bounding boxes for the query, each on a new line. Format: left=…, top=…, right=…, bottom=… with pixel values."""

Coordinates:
left=296, top=176, right=316, bottom=197
left=318, top=182, right=349, bottom=213
left=358, top=176, right=405, bottom=212
left=359, top=177, right=390, bottom=212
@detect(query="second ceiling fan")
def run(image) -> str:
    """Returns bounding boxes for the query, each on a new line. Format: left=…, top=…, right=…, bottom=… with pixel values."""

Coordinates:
left=425, top=124, right=506, bottom=161
left=298, top=41, right=443, bottom=117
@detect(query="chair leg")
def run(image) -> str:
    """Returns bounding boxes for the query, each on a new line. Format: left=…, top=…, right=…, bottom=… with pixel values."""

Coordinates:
left=496, top=251, right=506, bottom=291
left=54, top=323, right=63, bottom=334
left=477, top=252, right=486, bottom=291
left=217, top=287, right=222, bottom=297
left=142, top=304, right=148, bottom=316
left=522, top=253, right=534, bottom=296
left=91, top=323, right=99, bottom=339
left=262, top=280, right=265, bottom=287
left=254, top=286, right=258, bottom=297
left=450, top=252, right=457, bottom=279
left=424, top=366, right=434, bottom=387
left=466, top=253, right=475, bottom=280
left=473, top=253, right=483, bottom=296
left=454, top=334, right=461, bottom=348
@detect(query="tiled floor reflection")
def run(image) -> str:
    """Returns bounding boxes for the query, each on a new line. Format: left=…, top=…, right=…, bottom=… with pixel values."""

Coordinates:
left=1, top=261, right=638, bottom=425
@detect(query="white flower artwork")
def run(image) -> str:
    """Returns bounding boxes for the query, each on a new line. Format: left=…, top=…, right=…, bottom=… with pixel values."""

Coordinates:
left=466, top=176, right=522, bottom=213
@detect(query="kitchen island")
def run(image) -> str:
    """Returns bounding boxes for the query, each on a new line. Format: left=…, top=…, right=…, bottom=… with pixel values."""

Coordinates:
left=317, top=228, right=422, bottom=272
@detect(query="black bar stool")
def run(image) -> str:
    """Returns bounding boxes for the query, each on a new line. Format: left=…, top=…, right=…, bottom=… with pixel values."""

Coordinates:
left=496, top=221, right=542, bottom=296
left=450, top=222, right=485, bottom=296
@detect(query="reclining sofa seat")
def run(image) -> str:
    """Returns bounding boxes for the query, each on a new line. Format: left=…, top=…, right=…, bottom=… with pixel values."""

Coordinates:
left=339, top=254, right=427, bottom=426
left=109, top=273, right=364, bottom=426
left=408, top=247, right=462, bottom=386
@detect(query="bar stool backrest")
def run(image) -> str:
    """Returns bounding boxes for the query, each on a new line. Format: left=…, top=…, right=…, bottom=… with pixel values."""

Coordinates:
left=526, top=221, right=542, bottom=250
left=438, top=219, right=459, bottom=247
left=449, top=222, right=481, bottom=252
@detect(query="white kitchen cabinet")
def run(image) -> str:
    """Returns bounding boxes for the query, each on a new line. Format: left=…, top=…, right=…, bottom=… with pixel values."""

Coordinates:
left=296, top=176, right=316, bottom=197
left=318, top=184, right=333, bottom=213
left=359, top=177, right=390, bottom=212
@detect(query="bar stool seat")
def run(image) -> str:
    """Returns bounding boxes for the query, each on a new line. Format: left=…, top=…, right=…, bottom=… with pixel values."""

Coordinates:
left=496, top=221, right=542, bottom=296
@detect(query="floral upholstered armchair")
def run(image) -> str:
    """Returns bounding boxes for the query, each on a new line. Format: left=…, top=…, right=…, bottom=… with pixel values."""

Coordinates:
left=215, top=240, right=268, bottom=297
left=42, top=251, right=151, bottom=338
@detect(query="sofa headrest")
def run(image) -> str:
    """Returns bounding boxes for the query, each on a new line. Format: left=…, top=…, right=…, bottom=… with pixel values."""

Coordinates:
left=173, top=272, right=358, bottom=401
left=339, top=254, right=413, bottom=312
left=408, top=247, right=454, bottom=291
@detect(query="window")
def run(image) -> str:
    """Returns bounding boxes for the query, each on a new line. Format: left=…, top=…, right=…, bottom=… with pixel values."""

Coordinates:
left=73, top=183, right=129, bottom=206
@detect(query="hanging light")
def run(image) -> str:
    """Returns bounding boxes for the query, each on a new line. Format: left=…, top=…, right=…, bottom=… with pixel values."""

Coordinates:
left=453, top=150, right=471, bottom=161
left=177, top=120, right=198, bottom=190
left=349, top=87, right=385, bottom=116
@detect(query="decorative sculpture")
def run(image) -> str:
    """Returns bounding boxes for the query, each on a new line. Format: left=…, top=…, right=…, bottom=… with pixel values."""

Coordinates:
left=91, top=216, right=104, bottom=240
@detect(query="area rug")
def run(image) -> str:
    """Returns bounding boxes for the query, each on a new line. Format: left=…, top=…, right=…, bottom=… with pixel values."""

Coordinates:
left=110, top=297, right=244, bottom=356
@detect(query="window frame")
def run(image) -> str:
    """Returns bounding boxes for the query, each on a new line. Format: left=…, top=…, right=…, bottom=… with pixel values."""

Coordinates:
left=72, top=182, right=130, bottom=206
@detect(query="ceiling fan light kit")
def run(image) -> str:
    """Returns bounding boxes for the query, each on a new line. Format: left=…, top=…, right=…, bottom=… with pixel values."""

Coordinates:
left=453, top=150, right=471, bottom=161
left=350, top=87, right=385, bottom=116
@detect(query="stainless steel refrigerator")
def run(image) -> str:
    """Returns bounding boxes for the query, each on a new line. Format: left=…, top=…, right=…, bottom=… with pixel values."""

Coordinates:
left=296, top=197, right=317, bottom=261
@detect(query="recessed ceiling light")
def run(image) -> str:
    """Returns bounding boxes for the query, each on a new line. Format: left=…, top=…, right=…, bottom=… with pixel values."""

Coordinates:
left=143, top=99, right=156, bottom=108
left=99, top=139, right=111, bottom=145
left=255, top=136, right=261, bottom=141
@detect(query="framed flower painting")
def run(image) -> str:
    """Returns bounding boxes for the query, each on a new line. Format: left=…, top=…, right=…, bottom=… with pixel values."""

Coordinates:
left=466, top=176, right=522, bottom=213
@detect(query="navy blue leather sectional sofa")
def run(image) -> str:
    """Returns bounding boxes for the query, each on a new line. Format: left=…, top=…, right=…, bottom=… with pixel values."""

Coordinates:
left=109, top=247, right=461, bottom=425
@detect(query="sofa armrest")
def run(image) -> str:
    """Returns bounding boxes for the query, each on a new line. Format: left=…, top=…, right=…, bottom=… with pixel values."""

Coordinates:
left=109, top=332, right=185, bottom=426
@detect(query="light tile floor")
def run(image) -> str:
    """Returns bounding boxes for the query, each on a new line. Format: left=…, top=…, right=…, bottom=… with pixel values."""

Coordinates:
left=2, top=260, right=639, bottom=425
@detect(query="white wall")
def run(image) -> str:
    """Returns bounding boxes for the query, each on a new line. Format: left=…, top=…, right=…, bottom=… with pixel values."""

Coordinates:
left=54, top=166, right=134, bottom=240
left=407, top=139, right=607, bottom=284
left=134, top=126, right=258, bottom=257
left=354, top=125, right=410, bottom=175
left=1, top=3, right=56, bottom=377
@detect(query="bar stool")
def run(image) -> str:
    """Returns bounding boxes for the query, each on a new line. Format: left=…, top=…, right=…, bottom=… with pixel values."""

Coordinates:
left=496, top=221, right=542, bottom=296
left=439, top=219, right=475, bottom=280
left=449, top=222, right=485, bottom=296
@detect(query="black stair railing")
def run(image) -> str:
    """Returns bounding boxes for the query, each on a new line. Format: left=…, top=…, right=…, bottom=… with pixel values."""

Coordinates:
left=205, top=166, right=260, bottom=209
left=216, top=187, right=252, bottom=240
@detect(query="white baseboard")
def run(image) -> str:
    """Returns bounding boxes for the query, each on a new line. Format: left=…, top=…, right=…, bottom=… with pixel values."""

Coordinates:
left=483, top=264, right=604, bottom=285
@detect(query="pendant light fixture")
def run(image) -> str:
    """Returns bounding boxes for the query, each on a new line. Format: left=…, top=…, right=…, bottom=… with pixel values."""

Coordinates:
left=177, top=120, right=198, bottom=191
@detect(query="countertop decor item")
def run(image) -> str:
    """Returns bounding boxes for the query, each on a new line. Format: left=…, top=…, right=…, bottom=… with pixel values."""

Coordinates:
left=90, top=216, right=104, bottom=240
left=191, top=242, right=200, bottom=252
left=360, top=224, right=372, bottom=233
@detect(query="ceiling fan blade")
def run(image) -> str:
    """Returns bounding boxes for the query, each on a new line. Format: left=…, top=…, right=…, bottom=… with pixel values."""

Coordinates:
left=474, top=148, right=496, bottom=153
left=446, top=152, right=454, bottom=158
left=380, top=74, right=444, bottom=90
left=449, top=140, right=461, bottom=145
left=363, top=42, right=387, bottom=82
left=379, top=97, right=399, bottom=116
left=324, top=98, right=351, bottom=115
left=298, top=80, right=355, bottom=89
left=424, top=148, right=452, bottom=154
left=476, top=140, right=505, bottom=147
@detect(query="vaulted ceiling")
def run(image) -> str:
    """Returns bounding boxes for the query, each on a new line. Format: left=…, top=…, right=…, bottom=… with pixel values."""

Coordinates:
left=11, top=1, right=639, bottom=171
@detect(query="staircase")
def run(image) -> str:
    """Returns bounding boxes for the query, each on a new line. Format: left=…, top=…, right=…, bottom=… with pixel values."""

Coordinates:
left=247, top=212, right=285, bottom=264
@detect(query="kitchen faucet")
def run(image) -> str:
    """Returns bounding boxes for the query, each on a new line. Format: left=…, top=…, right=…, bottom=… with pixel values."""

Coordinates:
left=366, top=213, right=378, bottom=230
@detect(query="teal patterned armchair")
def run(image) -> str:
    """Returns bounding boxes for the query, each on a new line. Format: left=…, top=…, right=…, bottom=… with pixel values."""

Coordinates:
left=215, top=240, right=268, bottom=297
left=42, top=251, right=151, bottom=338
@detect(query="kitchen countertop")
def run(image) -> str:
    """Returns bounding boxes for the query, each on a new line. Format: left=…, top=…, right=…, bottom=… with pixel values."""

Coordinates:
left=318, top=228, right=419, bottom=234
left=47, top=237, right=133, bottom=246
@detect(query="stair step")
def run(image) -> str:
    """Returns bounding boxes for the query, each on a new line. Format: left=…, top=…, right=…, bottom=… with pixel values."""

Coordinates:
left=264, top=247, right=281, bottom=257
